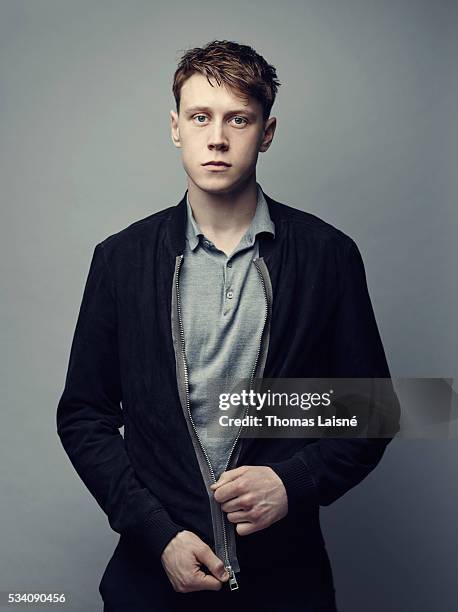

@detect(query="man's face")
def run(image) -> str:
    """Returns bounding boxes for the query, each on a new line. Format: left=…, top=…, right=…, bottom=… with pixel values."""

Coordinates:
left=170, top=73, right=276, bottom=195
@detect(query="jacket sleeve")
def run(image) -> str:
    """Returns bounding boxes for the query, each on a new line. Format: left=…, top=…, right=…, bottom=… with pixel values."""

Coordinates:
left=265, top=239, right=400, bottom=513
left=56, top=243, right=184, bottom=560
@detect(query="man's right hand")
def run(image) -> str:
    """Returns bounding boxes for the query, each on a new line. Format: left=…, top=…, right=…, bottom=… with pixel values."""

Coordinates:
left=160, top=530, right=229, bottom=593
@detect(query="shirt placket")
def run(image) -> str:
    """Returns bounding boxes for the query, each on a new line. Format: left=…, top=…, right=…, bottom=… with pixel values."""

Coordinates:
left=200, top=236, right=239, bottom=318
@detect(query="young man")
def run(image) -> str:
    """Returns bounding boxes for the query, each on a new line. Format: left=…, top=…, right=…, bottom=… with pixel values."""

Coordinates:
left=57, top=40, right=398, bottom=611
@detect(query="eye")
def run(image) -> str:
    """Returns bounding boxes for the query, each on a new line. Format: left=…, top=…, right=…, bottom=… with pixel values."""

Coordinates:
left=193, top=114, right=208, bottom=124
left=191, top=114, right=248, bottom=127
left=231, top=116, right=248, bottom=127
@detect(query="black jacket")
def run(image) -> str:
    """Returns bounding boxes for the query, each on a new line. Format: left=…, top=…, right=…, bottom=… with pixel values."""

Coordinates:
left=56, top=188, right=399, bottom=592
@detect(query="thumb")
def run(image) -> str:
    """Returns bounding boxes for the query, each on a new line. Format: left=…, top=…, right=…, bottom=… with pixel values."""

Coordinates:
left=195, top=544, right=229, bottom=582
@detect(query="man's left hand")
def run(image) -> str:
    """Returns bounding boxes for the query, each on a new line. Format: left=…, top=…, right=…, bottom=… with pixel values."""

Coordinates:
left=210, top=466, right=288, bottom=536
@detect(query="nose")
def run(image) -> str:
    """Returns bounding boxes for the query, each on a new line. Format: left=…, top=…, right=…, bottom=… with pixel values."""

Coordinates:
left=207, top=121, right=229, bottom=151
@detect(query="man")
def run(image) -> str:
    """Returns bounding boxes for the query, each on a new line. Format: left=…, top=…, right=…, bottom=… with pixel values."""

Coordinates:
left=57, top=40, right=398, bottom=611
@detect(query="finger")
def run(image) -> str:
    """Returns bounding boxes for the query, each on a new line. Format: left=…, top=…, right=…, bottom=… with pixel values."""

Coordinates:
left=213, top=480, right=241, bottom=503
left=236, top=521, right=260, bottom=536
left=221, top=494, right=253, bottom=513
left=191, top=570, right=224, bottom=592
left=227, top=510, right=251, bottom=523
left=201, top=572, right=223, bottom=591
left=195, top=545, right=229, bottom=583
left=210, top=466, right=249, bottom=490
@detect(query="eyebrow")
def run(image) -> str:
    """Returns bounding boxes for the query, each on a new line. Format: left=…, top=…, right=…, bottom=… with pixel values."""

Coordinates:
left=183, top=106, right=258, bottom=120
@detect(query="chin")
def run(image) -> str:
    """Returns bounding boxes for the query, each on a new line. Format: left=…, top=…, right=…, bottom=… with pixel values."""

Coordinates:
left=192, top=175, right=238, bottom=195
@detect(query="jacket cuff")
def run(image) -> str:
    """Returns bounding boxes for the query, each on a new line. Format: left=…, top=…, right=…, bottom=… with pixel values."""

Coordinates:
left=139, top=508, right=185, bottom=561
left=264, top=455, right=318, bottom=515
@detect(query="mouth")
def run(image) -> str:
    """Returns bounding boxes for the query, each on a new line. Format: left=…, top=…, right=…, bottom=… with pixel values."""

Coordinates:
left=202, top=161, right=232, bottom=167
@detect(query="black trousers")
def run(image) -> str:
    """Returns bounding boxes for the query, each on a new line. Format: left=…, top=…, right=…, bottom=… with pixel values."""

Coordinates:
left=102, top=572, right=338, bottom=612
left=100, top=540, right=338, bottom=612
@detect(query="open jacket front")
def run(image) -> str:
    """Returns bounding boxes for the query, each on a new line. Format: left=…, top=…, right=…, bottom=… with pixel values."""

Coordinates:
left=56, top=189, right=399, bottom=592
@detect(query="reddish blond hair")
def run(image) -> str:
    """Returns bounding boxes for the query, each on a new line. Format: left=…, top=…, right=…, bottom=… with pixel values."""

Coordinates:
left=172, top=40, right=281, bottom=122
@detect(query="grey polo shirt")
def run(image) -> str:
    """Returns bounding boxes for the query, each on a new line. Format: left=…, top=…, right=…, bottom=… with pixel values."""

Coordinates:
left=179, top=183, right=275, bottom=480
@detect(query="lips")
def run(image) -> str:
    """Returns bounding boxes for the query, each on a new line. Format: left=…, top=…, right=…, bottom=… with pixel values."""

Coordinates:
left=203, top=161, right=231, bottom=167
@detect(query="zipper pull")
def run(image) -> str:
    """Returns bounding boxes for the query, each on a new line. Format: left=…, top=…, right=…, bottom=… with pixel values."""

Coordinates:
left=225, top=565, right=239, bottom=590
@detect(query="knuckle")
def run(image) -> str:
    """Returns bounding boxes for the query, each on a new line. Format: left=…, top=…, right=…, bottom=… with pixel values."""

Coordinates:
left=237, top=477, right=247, bottom=491
left=244, top=493, right=254, bottom=506
left=234, top=481, right=245, bottom=495
left=250, top=507, right=262, bottom=521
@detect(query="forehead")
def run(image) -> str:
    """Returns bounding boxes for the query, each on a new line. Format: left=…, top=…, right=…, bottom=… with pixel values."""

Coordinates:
left=180, top=73, right=261, bottom=116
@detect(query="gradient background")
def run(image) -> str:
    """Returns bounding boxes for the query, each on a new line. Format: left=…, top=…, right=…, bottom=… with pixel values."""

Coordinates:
left=1, top=1, right=457, bottom=610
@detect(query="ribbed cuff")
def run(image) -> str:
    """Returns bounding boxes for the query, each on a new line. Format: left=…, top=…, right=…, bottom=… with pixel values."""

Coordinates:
left=264, top=455, right=318, bottom=515
left=140, top=508, right=186, bottom=561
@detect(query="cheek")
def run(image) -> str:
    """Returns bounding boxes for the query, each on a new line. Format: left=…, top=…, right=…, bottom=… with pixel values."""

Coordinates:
left=238, top=145, right=259, bottom=167
left=238, top=135, right=261, bottom=157
left=180, top=141, right=199, bottom=165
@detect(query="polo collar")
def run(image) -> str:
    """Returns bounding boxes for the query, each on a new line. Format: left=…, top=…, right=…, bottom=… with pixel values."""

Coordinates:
left=166, top=184, right=285, bottom=261
left=185, top=183, right=275, bottom=252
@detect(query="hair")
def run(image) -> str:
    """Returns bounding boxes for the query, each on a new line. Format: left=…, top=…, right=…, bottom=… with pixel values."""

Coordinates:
left=172, top=40, right=281, bottom=123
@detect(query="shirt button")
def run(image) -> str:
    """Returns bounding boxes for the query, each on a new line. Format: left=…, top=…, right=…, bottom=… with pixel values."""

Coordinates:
left=227, top=261, right=232, bottom=268
left=226, top=290, right=234, bottom=299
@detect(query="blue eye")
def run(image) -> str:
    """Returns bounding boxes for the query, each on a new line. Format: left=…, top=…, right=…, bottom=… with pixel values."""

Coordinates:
left=192, top=114, right=248, bottom=126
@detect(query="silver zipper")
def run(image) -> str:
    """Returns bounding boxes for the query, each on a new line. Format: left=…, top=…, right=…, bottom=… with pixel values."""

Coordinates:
left=217, top=257, right=270, bottom=590
left=174, top=254, right=270, bottom=592
left=175, top=254, right=236, bottom=586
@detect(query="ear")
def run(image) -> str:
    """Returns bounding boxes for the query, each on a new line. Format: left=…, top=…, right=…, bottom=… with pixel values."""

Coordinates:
left=170, top=110, right=181, bottom=148
left=259, top=116, right=277, bottom=153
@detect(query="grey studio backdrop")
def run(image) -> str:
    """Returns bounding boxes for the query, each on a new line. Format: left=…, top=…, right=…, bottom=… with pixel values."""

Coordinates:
left=1, top=1, right=457, bottom=611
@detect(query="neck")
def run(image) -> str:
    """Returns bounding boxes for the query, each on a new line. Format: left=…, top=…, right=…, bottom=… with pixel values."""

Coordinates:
left=187, top=174, right=258, bottom=237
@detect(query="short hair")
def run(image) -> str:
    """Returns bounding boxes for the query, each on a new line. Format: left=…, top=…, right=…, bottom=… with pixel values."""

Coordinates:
left=172, top=40, right=281, bottom=122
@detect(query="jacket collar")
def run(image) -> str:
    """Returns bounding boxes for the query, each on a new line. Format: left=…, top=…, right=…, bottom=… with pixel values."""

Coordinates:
left=166, top=185, right=286, bottom=261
